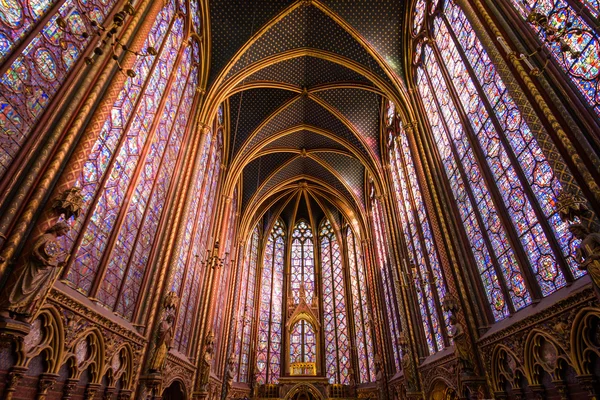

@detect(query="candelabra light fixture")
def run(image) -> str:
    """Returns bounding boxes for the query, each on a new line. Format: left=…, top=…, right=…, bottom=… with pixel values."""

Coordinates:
left=56, top=0, right=157, bottom=77
left=399, top=258, right=436, bottom=292
left=497, top=6, right=586, bottom=76
left=201, top=241, right=229, bottom=269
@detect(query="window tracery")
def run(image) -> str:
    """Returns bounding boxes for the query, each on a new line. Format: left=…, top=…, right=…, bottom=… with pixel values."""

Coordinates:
left=233, top=225, right=260, bottom=382
left=0, top=0, right=120, bottom=180
left=346, top=227, right=376, bottom=383
left=386, top=104, right=448, bottom=354
left=256, top=219, right=285, bottom=384
left=320, top=219, right=350, bottom=384
left=50, top=0, right=207, bottom=330
left=371, top=194, right=402, bottom=372
left=414, top=0, right=584, bottom=321
left=291, top=220, right=315, bottom=304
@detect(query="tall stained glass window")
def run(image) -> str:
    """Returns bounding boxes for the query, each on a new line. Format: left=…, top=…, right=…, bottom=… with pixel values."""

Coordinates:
left=170, top=126, right=222, bottom=354
left=233, top=225, right=260, bottom=382
left=256, top=219, right=285, bottom=384
left=371, top=194, right=402, bottom=372
left=320, top=219, right=351, bottom=384
left=290, top=221, right=315, bottom=304
left=346, top=227, right=376, bottom=383
left=386, top=101, right=448, bottom=354
left=507, top=0, right=600, bottom=117
left=0, top=0, right=121, bottom=179
left=52, top=0, right=205, bottom=327
left=415, top=0, right=582, bottom=321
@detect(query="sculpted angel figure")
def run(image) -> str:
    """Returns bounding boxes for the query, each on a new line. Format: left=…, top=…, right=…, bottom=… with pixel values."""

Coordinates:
left=570, top=223, right=600, bottom=287
left=148, top=314, right=175, bottom=372
left=0, top=222, right=70, bottom=321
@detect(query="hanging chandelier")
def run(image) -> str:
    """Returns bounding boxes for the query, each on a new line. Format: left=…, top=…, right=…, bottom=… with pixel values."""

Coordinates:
left=56, top=0, right=157, bottom=78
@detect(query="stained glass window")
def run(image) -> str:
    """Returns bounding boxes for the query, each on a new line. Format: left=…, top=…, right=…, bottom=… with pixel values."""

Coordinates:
left=62, top=1, right=180, bottom=292
left=413, top=0, right=426, bottom=33
left=173, top=127, right=222, bottom=354
left=507, top=0, right=600, bottom=117
left=51, top=1, right=206, bottom=327
left=320, top=219, right=351, bottom=384
left=290, top=221, right=315, bottom=304
left=386, top=103, right=448, bottom=354
left=371, top=195, right=402, bottom=372
left=256, top=219, right=285, bottom=384
left=346, top=227, right=376, bottom=383
left=233, top=225, right=260, bottom=382
left=415, top=0, right=583, bottom=320
left=0, top=0, right=120, bottom=180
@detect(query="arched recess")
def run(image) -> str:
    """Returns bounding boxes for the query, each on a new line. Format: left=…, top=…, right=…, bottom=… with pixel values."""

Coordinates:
left=427, top=378, right=459, bottom=400
left=101, top=344, right=134, bottom=390
left=18, top=306, right=65, bottom=374
left=523, top=330, right=571, bottom=386
left=283, top=383, right=326, bottom=400
left=162, top=379, right=187, bottom=400
left=490, top=344, right=526, bottom=394
left=59, top=327, right=106, bottom=384
left=571, top=307, right=600, bottom=376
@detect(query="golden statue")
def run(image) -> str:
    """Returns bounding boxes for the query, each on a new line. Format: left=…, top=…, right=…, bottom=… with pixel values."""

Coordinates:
left=448, top=313, right=474, bottom=375
left=225, top=354, right=235, bottom=397
left=570, top=223, right=600, bottom=286
left=148, top=314, right=175, bottom=373
left=199, top=331, right=215, bottom=392
left=0, top=222, right=70, bottom=321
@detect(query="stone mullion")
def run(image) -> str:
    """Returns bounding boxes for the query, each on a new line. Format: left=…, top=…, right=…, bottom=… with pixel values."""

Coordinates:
left=0, top=0, right=160, bottom=280
left=421, top=55, right=532, bottom=308
left=360, top=238, right=385, bottom=363
left=459, top=0, right=600, bottom=211
left=248, top=234, right=265, bottom=385
left=440, top=7, right=574, bottom=283
left=192, top=187, right=230, bottom=396
left=88, top=39, right=189, bottom=300
left=187, top=153, right=223, bottom=360
left=382, top=169, right=430, bottom=362
left=408, top=68, right=505, bottom=326
left=379, top=191, right=425, bottom=392
left=379, top=194, right=414, bottom=354
left=401, top=120, right=478, bottom=339
left=340, top=228, right=360, bottom=385
left=389, top=148, right=447, bottom=350
left=129, top=77, right=203, bottom=324
left=406, top=85, right=491, bottom=378
left=430, top=37, right=546, bottom=302
left=232, top=244, right=247, bottom=379
left=59, top=12, right=180, bottom=286
left=220, top=241, right=245, bottom=400
left=135, top=120, right=209, bottom=386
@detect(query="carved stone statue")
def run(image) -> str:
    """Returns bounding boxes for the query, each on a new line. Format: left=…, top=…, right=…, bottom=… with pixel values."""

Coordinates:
left=448, top=312, right=474, bottom=375
left=251, top=367, right=259, bottom=399
left=0, top=222, right=70, bottom=321
left=570, top=223, right=600, bottom=287
left=224, top=354, right=235, bottom=397
left=199, top=331, right=215, bottom=392
left=148, top=314, right=175, bottom=373
left=398, top=334, right=416, bottom=391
